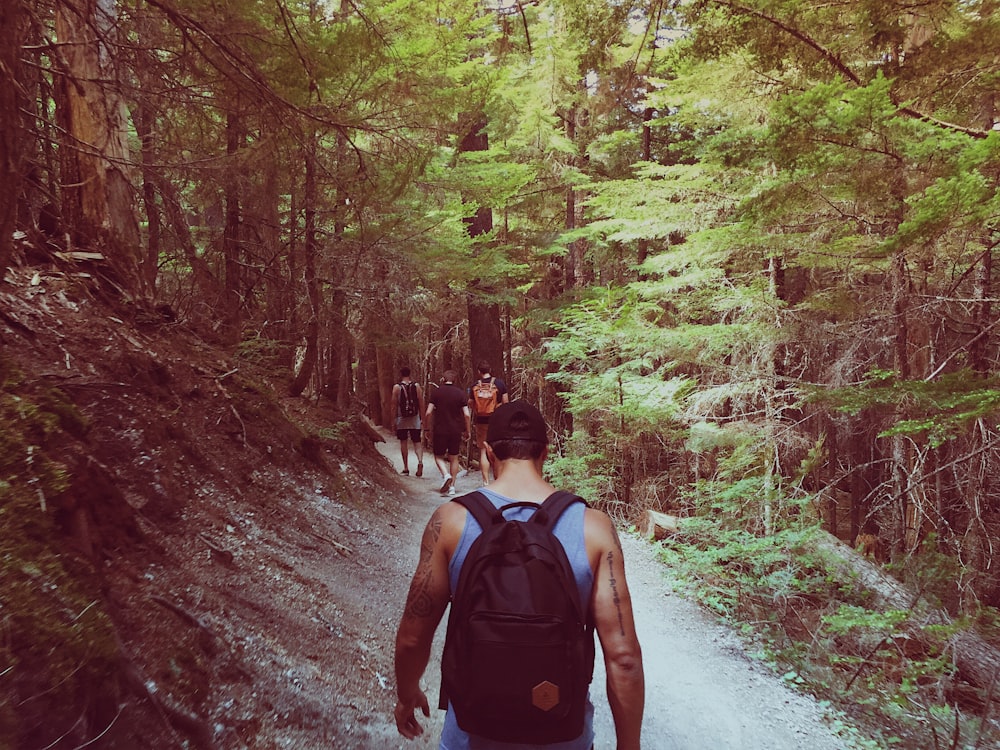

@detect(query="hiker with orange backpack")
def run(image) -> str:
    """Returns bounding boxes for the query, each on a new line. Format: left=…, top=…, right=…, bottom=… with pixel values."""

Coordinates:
left=393, top=400, right=645, bottom=749
left=468, top=360, right=509, bottom=486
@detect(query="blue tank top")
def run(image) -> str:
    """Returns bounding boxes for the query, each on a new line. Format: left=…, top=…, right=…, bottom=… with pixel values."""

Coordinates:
left=440, top=488, right=595, bottom=750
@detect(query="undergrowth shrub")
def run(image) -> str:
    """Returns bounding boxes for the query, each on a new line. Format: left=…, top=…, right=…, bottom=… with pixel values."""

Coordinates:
left=655, top=482, right=1000, bottom=749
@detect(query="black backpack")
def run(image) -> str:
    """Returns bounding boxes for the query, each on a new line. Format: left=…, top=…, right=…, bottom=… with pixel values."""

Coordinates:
left=440, top=490, right=595, bottom=744
left=398, top=381, right=418, bottom=417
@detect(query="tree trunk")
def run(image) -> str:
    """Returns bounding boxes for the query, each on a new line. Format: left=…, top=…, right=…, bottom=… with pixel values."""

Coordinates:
left=636, top=105, right=654, bottom=280
left=459, top=116, right=504, bottom=378
left=324, top=289, right=354, bottom=410
left=133, top=104, right=161, bottom=291
left=565, top=92, right=591, bottom=290
left=888, top=160, right=911, bottom=556
left=810, top=530, right=1000, bottom=708
left=258, top=142, right=289, bottom=357
left=289, top=135, right=320, bottom=397
left=0, top=0, right=26, bottom=271
left=54, top=0, right=141, bottom=293
left=221, top=108, right=243, bottom=345
left=970, top=242, right=994, bottom=376
left=323, top=131, right=353, bottom=409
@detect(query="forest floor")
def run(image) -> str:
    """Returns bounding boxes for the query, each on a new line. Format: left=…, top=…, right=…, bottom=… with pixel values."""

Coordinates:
left=1, top=261, right=853, bottom=749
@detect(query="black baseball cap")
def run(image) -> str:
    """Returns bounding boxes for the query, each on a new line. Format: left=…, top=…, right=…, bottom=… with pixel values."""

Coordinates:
left=486, top=400, right=548, bottom=443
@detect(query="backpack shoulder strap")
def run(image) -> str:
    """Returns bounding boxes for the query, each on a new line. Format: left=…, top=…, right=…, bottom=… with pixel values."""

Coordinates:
left=451, top=491, right=502, bottom=530
left=532, top=490, right=587, bottom=531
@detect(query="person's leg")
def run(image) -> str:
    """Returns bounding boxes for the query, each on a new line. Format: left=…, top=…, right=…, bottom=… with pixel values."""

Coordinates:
left=448, top=451, right=461, bottom=494
left=432, top=432, right=450, bottom=483
left=396, top=429, right=410, bottom=473
left=479, top=446, right=490, bottom=484
left=439, top=434, right=460, bottom=493
left=475, top=423, right=490, bottom=484
left=410, top=429, right=424, bottom=476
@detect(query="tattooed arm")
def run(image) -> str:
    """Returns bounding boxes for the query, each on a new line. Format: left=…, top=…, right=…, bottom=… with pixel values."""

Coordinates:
left=588, top=510, right=645, bottom=750
left=393, top=503, right=459, bottom=740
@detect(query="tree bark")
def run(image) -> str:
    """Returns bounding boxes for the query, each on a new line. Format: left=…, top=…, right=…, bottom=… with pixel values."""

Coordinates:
left=54, top=0, right=141, bottom=293
left=323, top=131, right=353, bottom=409
left=0, top=0, right=26, bottom=271
left=636, top=105, right=654, bottom=279
left=133, top=103, right=161, bottom=291
left=459, top=116, right=504, bottom=380
left=221, top=108, right=243, bottom=345
left=289, top=135, right=320, bottom=397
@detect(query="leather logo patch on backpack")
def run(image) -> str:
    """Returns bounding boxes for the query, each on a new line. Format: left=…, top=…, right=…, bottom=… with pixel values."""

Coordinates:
left=532, top=681, right=560, bottom=712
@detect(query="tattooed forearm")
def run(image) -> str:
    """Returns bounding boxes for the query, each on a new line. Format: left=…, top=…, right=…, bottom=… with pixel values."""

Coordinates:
left=404, top=577, right=435, bottom=619
left=607, top=550, right=626, bottom=636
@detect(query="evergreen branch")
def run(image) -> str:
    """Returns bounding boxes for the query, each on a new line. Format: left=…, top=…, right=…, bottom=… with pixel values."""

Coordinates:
left=708, top=0, right=990, bottom=140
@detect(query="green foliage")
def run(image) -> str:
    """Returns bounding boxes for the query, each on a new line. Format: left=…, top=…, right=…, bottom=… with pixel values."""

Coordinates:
left=659, top=497, right=994, bottom=748
left=816, top=370, right=1000, bottom=448
left=317, top=421, right=353, bottom=451
left=544, top=431, right=615, bottom=503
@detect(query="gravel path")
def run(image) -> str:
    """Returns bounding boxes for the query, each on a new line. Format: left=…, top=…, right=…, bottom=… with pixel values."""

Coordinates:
left=592, top=532, right=848, bottom=749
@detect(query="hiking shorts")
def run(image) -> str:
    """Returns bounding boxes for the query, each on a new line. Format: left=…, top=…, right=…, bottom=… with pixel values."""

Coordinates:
left=396, top=428, right=421, bottom=442
left=433, top=431, right=463, bottom=457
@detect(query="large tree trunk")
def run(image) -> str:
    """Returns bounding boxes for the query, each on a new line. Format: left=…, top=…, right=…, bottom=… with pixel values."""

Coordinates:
left=888, top=159, right=912, bottom=557
left=564, top=92, right=591, bottom=290
left=635, top=105, right=654, bottom=280
left=810, top=530, right=1000, bottom=707
left=0, top=0, right=26, bottom=271
left=459, top=116, right=504, bottom=379
left=133, top=104, right=161, bottom=291
left=54, top=0, right=141, bottom=293
left=322, top=131, right=353, bottom=410
left=221, top=108, right=244, bottom=345
left=289, top=135, right=320, bottom=397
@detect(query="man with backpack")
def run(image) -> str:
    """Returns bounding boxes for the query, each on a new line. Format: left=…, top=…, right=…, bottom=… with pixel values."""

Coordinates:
left=468, top=360, right=509, bottom=486
left=425, top=370, right=472, bottom=496
left=392, top=367, right=425, bottom=477
left=394, top=400, right=645, bottom=749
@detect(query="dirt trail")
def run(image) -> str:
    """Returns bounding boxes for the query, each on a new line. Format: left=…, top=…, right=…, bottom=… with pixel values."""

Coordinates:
left=375, top=436, right=849, bottom=750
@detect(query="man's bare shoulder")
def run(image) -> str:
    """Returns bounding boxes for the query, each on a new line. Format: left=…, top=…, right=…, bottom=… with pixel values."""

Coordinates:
left=426, top=500, right=468, bottom=550
left=582, top=506, right=623, bottom=556
left=583, top=505, right=615, bottom=532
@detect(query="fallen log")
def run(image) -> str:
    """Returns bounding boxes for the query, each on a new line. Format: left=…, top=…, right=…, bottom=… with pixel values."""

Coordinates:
left=642, top=510, right=682, bottom=541
left=808, top=530, right=1000, bottom=708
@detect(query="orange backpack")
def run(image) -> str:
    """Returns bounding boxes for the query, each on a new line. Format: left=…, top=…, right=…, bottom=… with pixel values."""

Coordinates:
left=471, top=377, right=499, bottom=418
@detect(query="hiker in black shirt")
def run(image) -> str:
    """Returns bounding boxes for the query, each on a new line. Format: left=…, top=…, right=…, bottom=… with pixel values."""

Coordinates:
left=425, top=370, right=471, bottom=496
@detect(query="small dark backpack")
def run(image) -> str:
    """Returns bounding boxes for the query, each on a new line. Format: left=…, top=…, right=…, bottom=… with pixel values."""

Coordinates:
left=440, top=491, right=595, bottom=744
left=398, top=381, right=418, bottom=417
